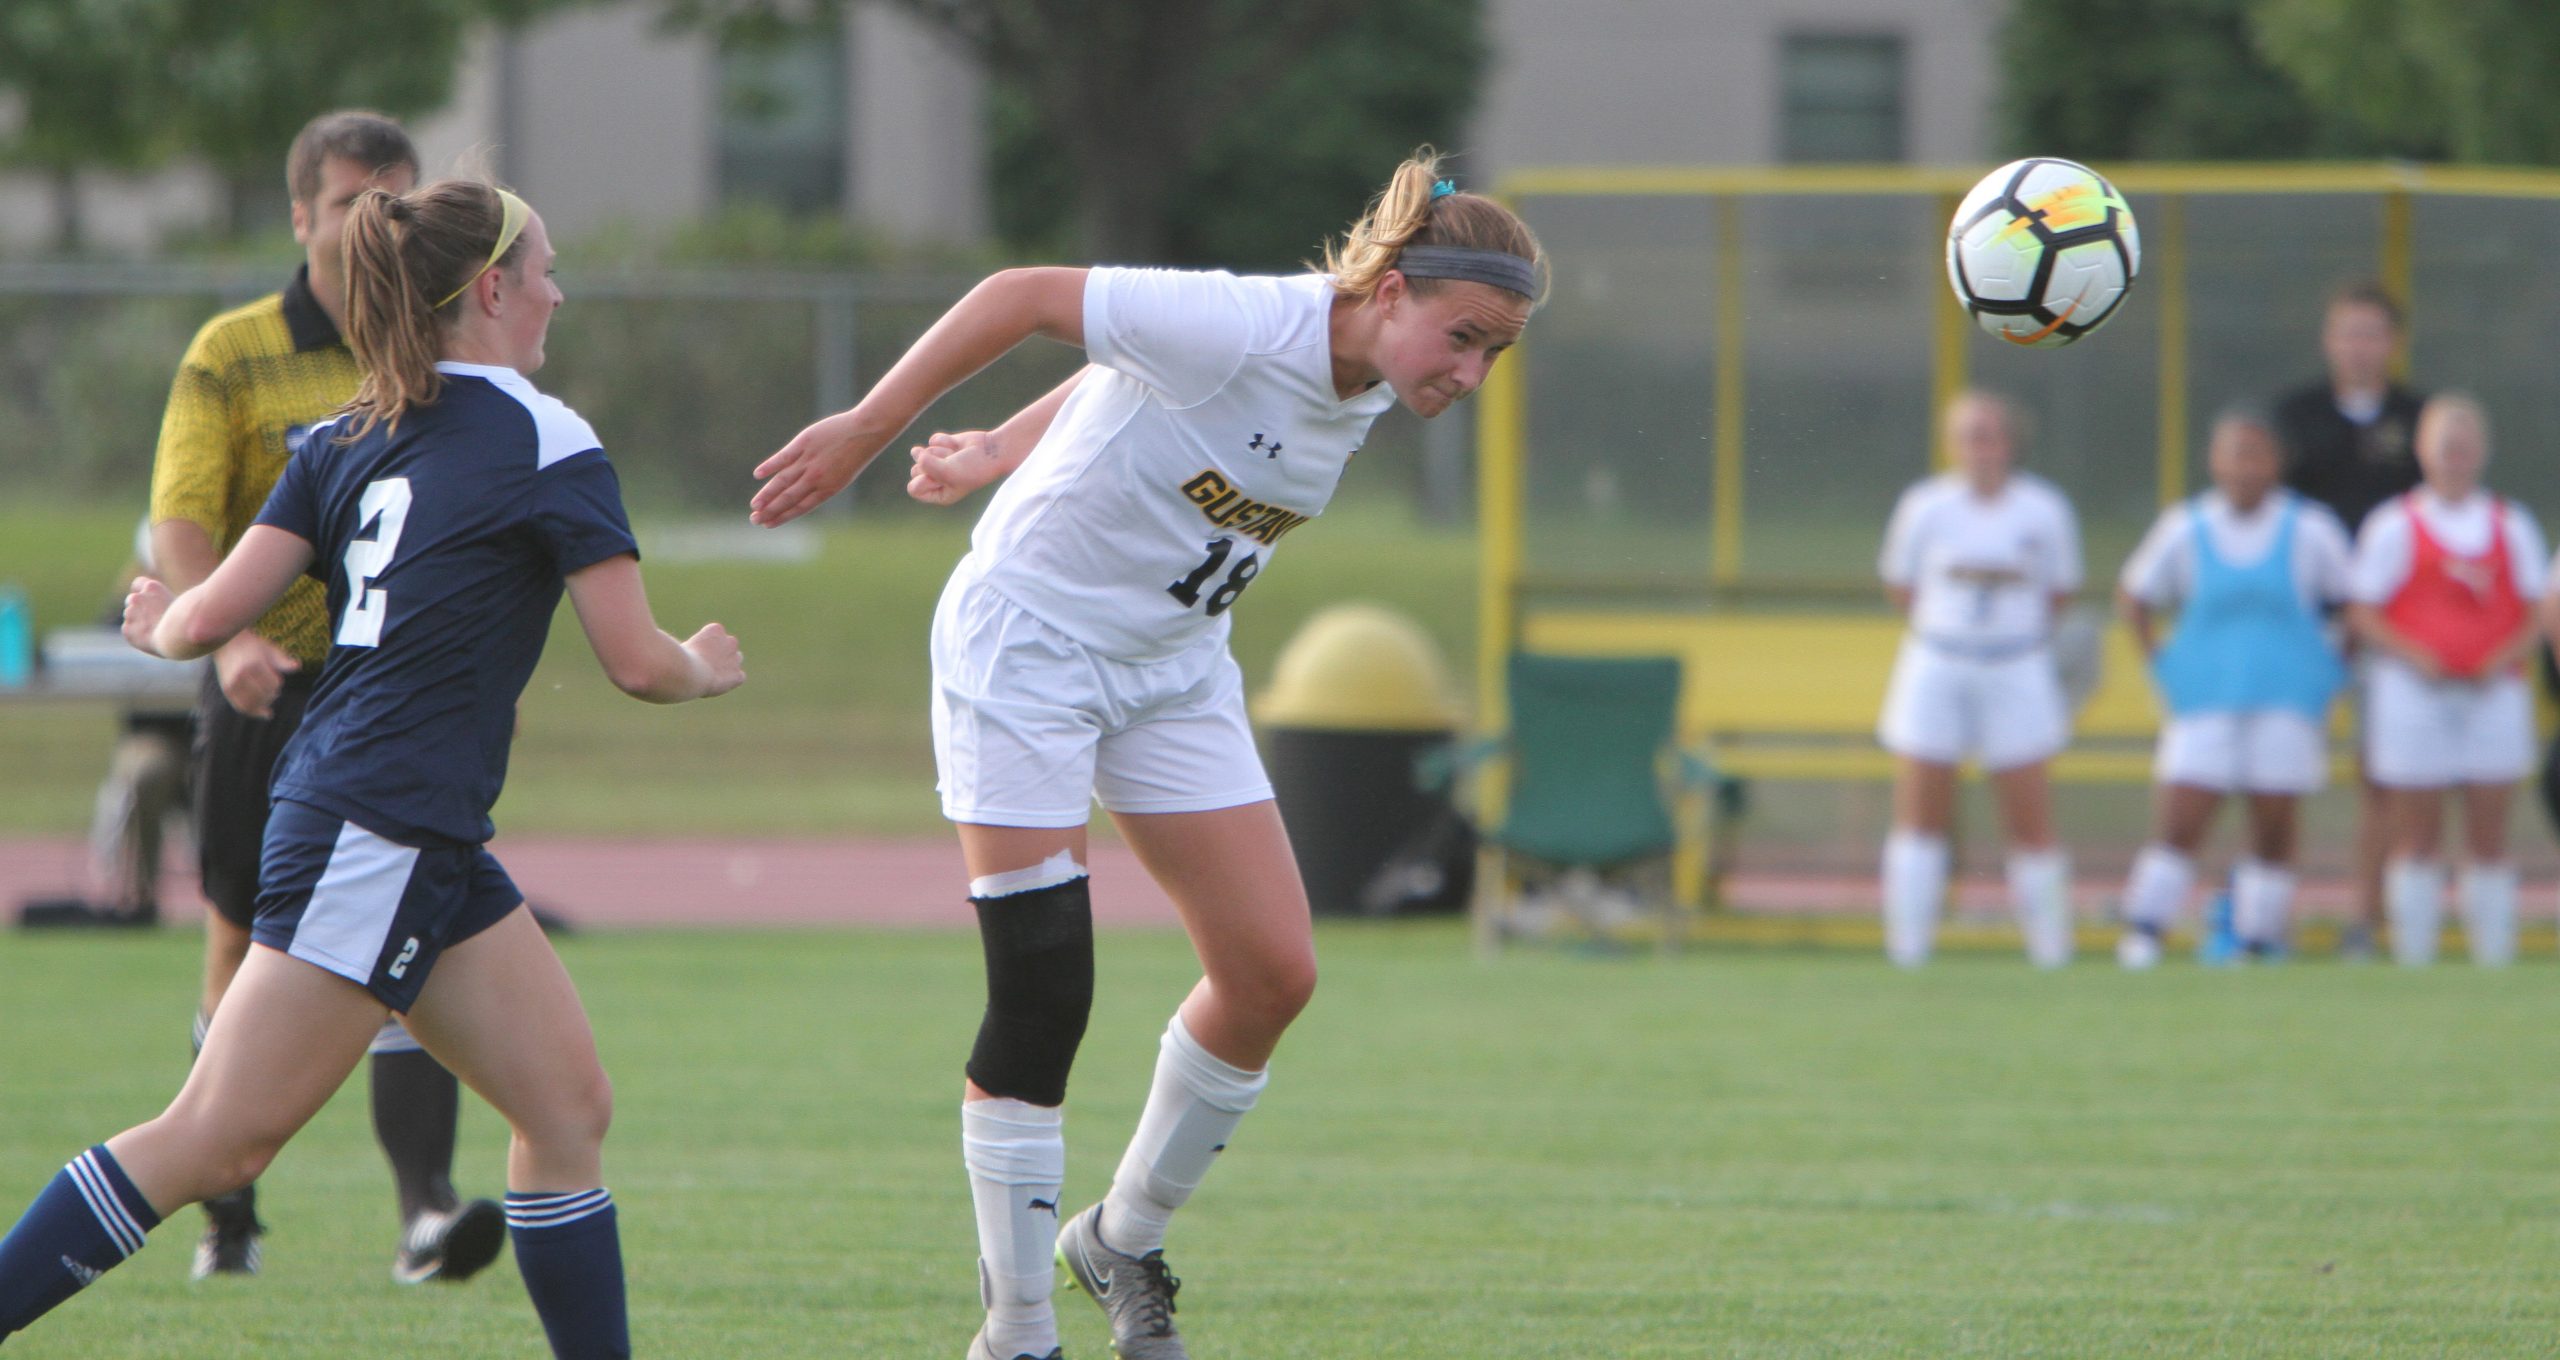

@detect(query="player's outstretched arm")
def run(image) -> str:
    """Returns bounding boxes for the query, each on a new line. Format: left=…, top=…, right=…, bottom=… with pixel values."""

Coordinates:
left=565, top=554, right=746, bottom=704
left=123, top=525, right=314, bottom=662
left=907, top=368, right=1089, bottom=506
left=751, top=266, right=1088, bottom=527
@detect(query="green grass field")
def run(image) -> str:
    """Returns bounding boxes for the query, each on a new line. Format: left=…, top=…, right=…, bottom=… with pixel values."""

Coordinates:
left=7, top=926, right=2560, bottom=1358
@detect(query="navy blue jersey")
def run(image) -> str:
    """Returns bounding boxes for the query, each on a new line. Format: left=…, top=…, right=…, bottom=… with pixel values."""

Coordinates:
left=254, top=362, right=637, bottom=847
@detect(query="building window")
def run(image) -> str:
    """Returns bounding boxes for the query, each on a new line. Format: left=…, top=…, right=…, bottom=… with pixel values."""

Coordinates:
left=1779, top=33, right=1905, bottom=164
left=717, top=23, right=847, bottom=215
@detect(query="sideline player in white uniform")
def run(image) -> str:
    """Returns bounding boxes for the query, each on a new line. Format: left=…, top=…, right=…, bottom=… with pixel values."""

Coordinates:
left=0, top=180, right=744, bottom=1358
left=2113, top=409, right=2354, bottom=968
left=2347, top=395, right=2545, bottom=965
left=749, top=153, right=1543, bottom=1360
left=1876, top=391, right=2083, bottom=967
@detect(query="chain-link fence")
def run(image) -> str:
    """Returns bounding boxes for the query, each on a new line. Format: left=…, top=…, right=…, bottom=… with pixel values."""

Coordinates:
left=0, top=262, right=1457, bottom=517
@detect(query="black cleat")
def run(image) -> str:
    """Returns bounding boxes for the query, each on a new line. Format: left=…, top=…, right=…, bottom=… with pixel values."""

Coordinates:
left=392, top=1198, right=507, bottom=1284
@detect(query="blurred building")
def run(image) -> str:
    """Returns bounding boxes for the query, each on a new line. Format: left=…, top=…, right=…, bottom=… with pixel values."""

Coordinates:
left=1476, top=0, right=1998, bottom=176
left=0, top=0, right=1994, bottom=255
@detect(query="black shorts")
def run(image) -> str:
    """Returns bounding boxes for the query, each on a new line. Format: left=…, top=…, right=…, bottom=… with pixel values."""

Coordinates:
left=190, top=665, right=319, bottom=928
left=251, top=800, right=522, bottom=1011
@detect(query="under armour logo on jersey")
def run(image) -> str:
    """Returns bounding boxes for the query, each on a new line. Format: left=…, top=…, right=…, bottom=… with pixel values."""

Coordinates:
left=1248, top=433, right=1282, bottom=459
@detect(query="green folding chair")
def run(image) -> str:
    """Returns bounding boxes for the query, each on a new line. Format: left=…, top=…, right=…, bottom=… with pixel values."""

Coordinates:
left=1432, top=653, right=1730, bottom=953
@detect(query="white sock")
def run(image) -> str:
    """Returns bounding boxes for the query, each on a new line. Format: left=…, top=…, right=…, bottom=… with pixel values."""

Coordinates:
left=962, top=1098, right=1065, bottom=1356
left=2232, top=858, right=2296, bottom=950
left=1881, top=831, right=1948, bottom=968
left=2386, top=858, right=2444, bottom=966
left=2121, top=844, right=2195, bottom=936
left=2009, top=847, right=2074, bottom=968
left=2462, top=861, right=2520, bottom=967
left=1098, top=1014, right=1267, bottom=1257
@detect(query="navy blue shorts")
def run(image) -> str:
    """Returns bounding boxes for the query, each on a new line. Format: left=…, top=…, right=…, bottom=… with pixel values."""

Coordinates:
left=251, top=800, right=522, bottom=1012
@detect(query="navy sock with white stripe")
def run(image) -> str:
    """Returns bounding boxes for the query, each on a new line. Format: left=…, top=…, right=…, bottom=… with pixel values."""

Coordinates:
left=506, top=1189, right=628, bottom=1359
left=0, top=1146, right=162, bottom=1338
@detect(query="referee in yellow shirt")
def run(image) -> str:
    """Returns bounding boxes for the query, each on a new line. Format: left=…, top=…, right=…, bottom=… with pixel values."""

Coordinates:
left=147, top=110, right=503, bottom=1285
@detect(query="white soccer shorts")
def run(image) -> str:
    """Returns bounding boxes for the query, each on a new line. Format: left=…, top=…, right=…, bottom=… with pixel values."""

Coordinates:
left=930, top=575, right=1273, bottom=828
left=1877, top=637, right=2069, bottom=771
left=2362, top=660, right=2533, bottom=789
left=2154, top=710, right=2329, bottom=795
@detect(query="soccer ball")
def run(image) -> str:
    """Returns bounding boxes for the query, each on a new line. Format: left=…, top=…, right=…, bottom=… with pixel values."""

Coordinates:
left=1946, top=158, right=2141, bottom=348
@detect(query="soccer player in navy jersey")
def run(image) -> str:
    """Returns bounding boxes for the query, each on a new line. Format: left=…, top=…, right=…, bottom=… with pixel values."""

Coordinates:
left=0, top=178, right=742, bottom=1359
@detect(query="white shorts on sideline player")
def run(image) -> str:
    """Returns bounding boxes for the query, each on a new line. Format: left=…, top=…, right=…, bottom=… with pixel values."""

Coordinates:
left=2361, top=657, right=2533, bottom=789
left=2154, top=710, right=2329, bottom=794
left=930, top=572, right=1273, bottom=827
left=1877, top=636, right=2069, bottom=771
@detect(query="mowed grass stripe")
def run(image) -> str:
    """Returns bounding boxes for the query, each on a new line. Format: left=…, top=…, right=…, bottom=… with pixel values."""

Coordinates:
left=6, top=926, right=2560, bottom=1357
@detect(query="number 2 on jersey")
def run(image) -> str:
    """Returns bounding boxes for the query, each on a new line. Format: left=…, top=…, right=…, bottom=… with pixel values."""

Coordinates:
left=1167, top=536, right=1260, bottom=616
left=337, top=477, right=412, bottom=648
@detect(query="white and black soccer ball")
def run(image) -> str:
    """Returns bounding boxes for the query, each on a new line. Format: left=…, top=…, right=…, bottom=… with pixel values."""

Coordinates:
left=1947, top=158, right=2141, bottom=348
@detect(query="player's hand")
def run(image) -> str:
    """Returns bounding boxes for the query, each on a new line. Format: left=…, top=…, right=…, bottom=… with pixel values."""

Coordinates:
left=2403, top=647, right=2448, bottom=683
left=683, top=622, right=745, bottom=699
left=121, top=577, right=174, bottom=657
left=751, top=411, right=882, bottom=527
left=214, top=631, right=300, bottom=719
left=907, top=431, right=1003, bottom=506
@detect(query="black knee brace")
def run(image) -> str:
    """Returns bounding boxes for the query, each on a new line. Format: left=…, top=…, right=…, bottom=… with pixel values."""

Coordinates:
left=966, top=874, right=1094, bottom=1106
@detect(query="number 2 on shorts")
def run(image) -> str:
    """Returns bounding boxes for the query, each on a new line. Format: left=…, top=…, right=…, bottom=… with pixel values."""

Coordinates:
left=338, top=477, right=413, bottom=648
left=1167, top=536, right=1261, bottom=617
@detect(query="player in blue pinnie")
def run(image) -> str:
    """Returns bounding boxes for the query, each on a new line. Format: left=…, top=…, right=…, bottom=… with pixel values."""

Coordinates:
left=0, top=178, right=743, bottom=1359
left=751, top=151, right=1543, bottom=1360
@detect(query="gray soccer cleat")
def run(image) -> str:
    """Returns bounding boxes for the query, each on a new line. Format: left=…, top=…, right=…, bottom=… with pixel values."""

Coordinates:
left=1056, top=1204, right=1185, bottom=1359
left=967, top=1326, right=1064, bottom=1360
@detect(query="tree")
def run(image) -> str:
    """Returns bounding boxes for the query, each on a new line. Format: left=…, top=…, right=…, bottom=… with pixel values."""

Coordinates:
left=1996, top=0, right=2435, bottom=163
left=2252, top=0, right=2560, bottom=164
left=988, top=0, right=1485, bottom=268
left=169, top=0, right=607, bottom=233
left=666, top=0, right=1487, bottom=263
left=0, top=0, right=185, bottom=252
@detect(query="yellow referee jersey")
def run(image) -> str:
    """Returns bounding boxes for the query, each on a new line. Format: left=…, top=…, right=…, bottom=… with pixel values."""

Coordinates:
left=148, top=266, right=357, bottom=667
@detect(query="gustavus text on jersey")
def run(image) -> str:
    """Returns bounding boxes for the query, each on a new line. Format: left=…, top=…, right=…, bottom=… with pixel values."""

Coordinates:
left=1180, top=469, right=1310, bottom=546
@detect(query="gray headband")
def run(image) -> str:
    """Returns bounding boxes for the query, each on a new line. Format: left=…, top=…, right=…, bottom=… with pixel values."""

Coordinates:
left=1396, top=245, right=1540, bottom=299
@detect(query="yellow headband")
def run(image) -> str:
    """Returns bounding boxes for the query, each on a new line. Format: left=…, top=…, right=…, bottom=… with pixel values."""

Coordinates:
left=433, top=188, right=532, bottom=309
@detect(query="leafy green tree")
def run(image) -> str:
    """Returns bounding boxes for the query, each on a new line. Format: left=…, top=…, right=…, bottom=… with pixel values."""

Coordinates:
left=667, top=0, right=1486, bottom=264
left=2252, top=0, right=2560, bottom=164
left=987, top=0, right=1485, bottom=268
left=0, top=0, right=184, bottom=251
left=1997, top=0, right=2434, bottom=162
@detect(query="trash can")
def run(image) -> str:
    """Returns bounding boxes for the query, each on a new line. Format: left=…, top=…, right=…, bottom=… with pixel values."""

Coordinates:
left=1254, top=604, right=1471, bottom=916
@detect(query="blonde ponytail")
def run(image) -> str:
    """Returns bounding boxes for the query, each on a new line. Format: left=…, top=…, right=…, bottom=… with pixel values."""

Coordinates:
left=338, top=179, right=522, bottom=440
left=1321, top=148, right=1547, bottom=304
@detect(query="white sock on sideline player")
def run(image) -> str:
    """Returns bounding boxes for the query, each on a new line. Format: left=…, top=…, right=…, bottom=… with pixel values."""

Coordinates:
left=1881, top=831, right=1948, bottom=968
left=2009, top=847, right=2073, bottom=968
left=2461, top=861, right=2519, bottom=967
left=2386, top=857, right=2444, bottom=966
left=2232, top=858, right=2296, bottom=951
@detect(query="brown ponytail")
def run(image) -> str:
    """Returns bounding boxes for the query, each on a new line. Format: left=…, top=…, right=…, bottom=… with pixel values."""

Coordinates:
left=1321, top=148, right=1548, bottom=304
left=338, top=179, right=523, bottom=440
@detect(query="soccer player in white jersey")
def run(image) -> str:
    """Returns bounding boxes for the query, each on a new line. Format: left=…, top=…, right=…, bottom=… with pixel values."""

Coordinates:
left=751, top=152, right=1543, bottom=1360
left=2347, top=395, right=2545, bottom=965
left=0, top=180, right=744, bottom=1358
left=1875, top=391, right=2084, bottom=967
left=2113, top=409, right=2354, bottom=968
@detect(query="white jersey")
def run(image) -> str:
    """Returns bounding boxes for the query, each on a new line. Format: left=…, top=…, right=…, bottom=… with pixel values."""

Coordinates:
left=2348, top=488, right=2546, bottom=605
left=957, top=267, right=1396, bottom=662
left=2119, top=490, right=2353, bottom=609
left=1879, top=471, right=2082, bottom=650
